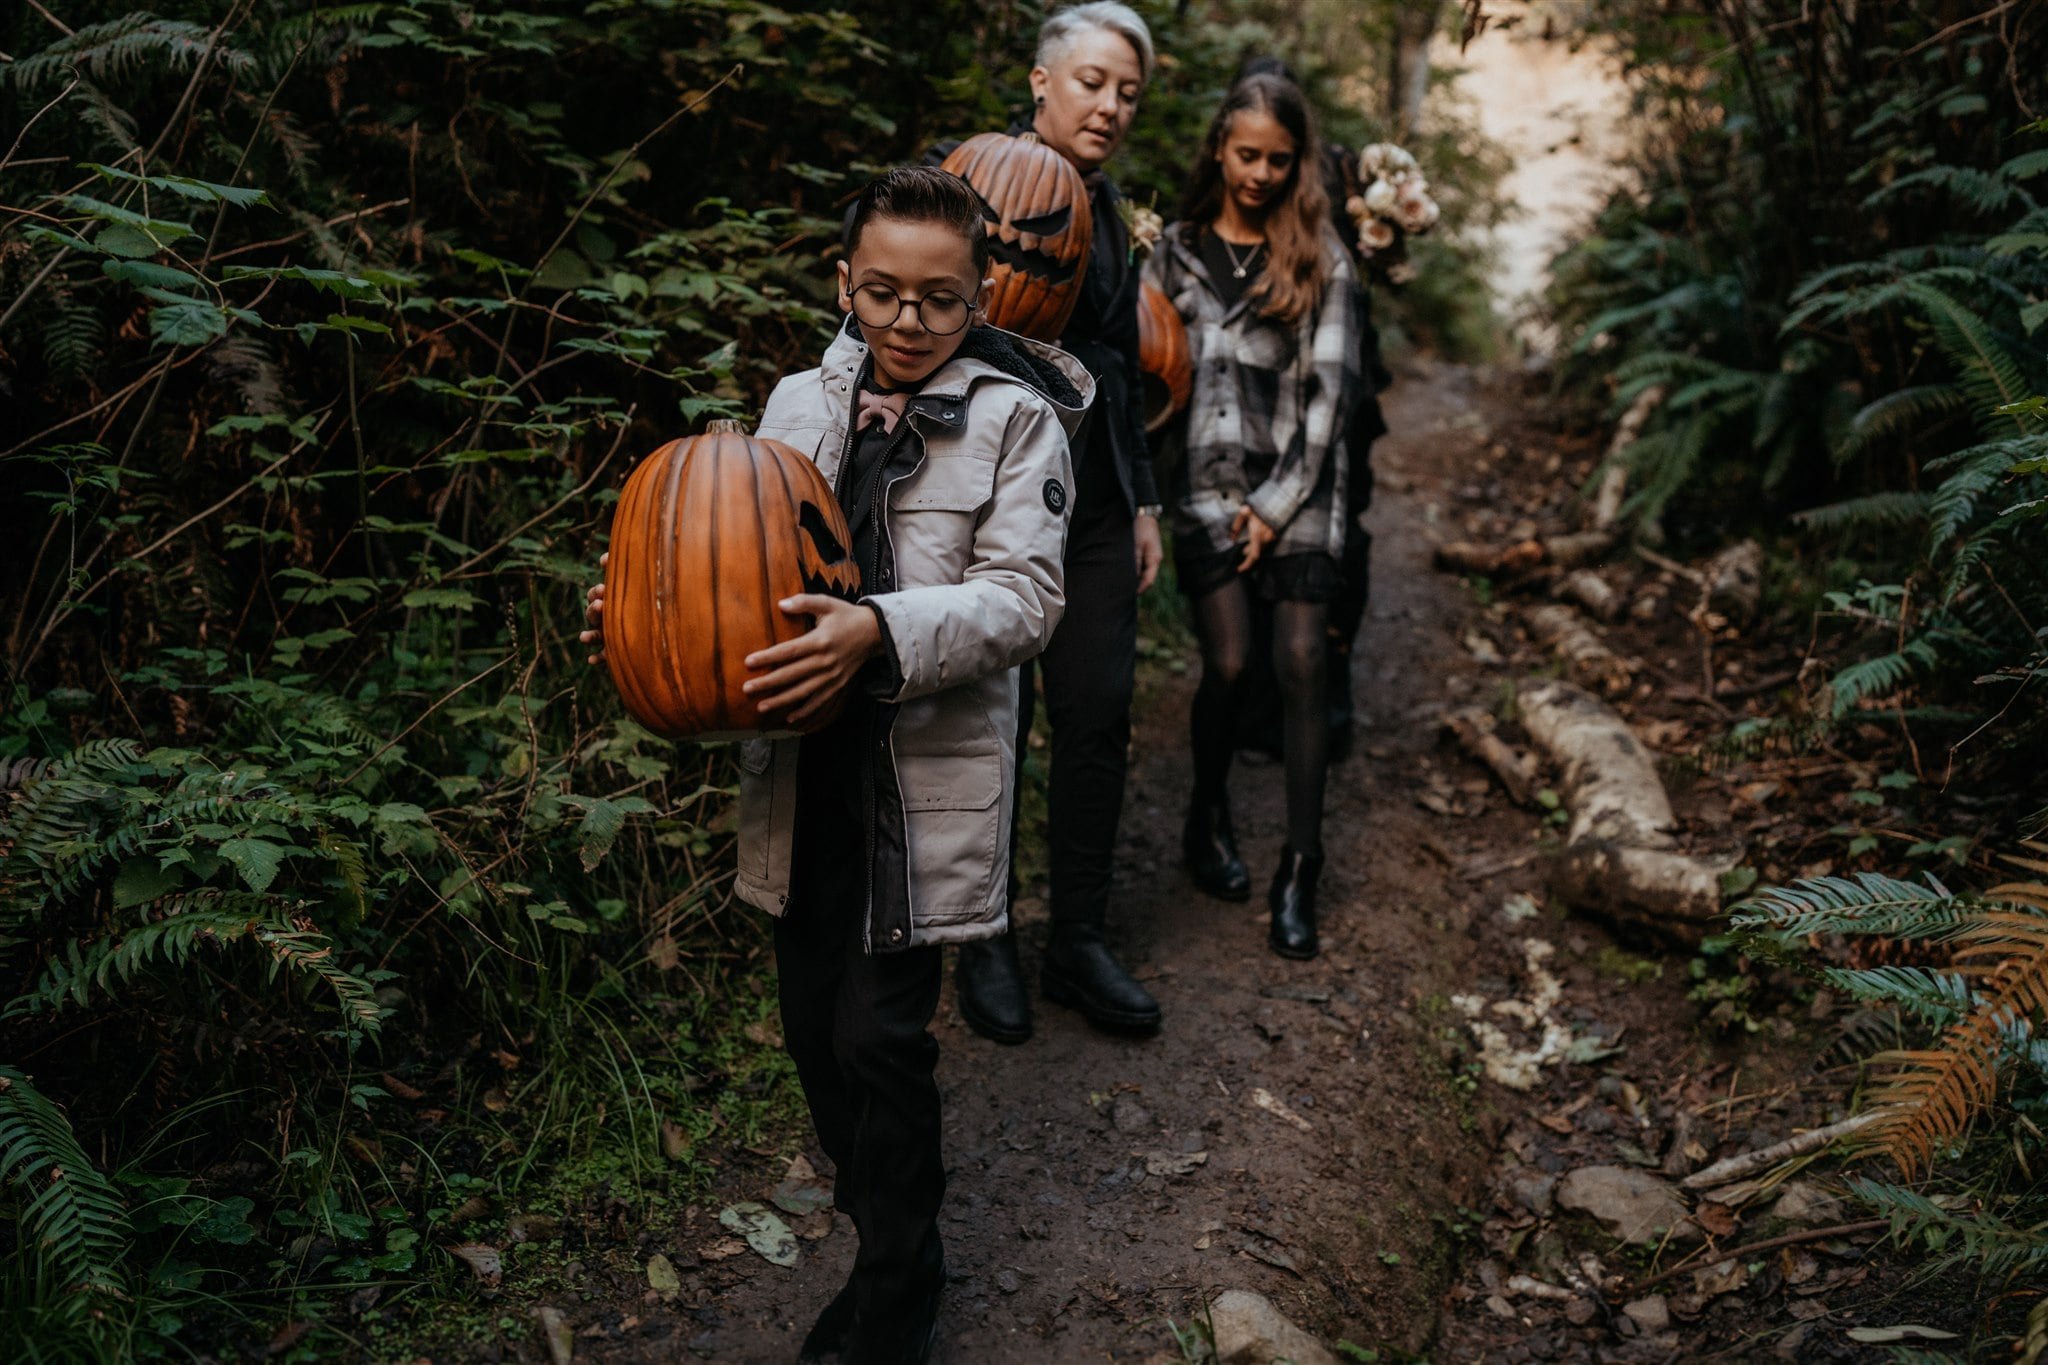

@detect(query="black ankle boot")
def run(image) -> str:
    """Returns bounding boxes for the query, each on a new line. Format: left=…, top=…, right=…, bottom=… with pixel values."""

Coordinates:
left=956, top=932, right=1032, bottom=1045
left=842, top=1253, right=944, bottom=1365
left=1042, top=927, right=1161, bottom=1035
left=800, top=1279, right=858, bottom=1361
left=1183, top=797, right=1251, bottom=901
left=1268, top=846, right=1324, bottom=960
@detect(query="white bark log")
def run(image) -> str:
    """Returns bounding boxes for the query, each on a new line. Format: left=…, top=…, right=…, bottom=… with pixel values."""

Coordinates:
left=1554, top=568, right=1622, bottom=622
left=1527, top=604, right=1632, bottom=698
left=1592, top=385, right=1666, bottom=531
left=1550, top=840, right=1736, bottom=943
left=1518, top=679, right=1675, bottom=848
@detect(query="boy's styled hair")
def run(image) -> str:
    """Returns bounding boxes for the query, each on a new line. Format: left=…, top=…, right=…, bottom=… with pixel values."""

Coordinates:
left=843, top=167, right=991, bottom=277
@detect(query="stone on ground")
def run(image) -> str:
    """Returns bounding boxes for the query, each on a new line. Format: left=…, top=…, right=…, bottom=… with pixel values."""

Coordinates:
left=1556, top=1165, right=1699, bottom=1245
left=1206, top=1289, right=1339, bottom=1365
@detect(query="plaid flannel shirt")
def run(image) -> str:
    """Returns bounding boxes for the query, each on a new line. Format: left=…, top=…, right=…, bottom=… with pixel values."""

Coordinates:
left=1144, top=222, right=1361, bottom=562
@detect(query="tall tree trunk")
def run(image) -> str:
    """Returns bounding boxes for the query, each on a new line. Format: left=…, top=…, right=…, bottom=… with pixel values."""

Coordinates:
left=1387, top=1, right=1438, bottom=137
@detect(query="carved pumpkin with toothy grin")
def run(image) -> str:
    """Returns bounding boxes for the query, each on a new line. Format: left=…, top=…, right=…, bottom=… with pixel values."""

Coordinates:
left=940, top=131, right=1093, bottom=343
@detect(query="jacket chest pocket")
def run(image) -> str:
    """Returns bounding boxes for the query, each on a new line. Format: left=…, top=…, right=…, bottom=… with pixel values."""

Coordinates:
left=1235, top=323, right=1297, bottom=375
left=889, top=455, right=997, bottom=582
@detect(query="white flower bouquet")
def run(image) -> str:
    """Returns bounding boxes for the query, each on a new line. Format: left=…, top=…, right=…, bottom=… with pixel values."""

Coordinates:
left=1344, top=142, right=1439, bottom=282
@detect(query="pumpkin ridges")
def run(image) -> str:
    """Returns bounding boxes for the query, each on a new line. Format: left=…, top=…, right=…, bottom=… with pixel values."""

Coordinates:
left=602, top=430, right=859, bottom=739
left=1137, top=281, right=1193, bottom=433
left=940, top=131, right=1091, bottom=342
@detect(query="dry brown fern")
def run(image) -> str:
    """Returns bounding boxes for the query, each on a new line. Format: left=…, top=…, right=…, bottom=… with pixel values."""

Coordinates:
left=1865, top=850, right=2048, bottom=1175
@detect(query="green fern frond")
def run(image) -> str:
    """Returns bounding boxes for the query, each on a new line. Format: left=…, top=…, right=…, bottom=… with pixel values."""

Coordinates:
left=1729, top=871, right=1969, bottom=942
left=0, top=1068, right=129, bottom=1298
left=1819, top=964, right=1972, bottom=1027
left=1835, top=385, right=1970, bottom=463
left=4, top=15, right=253, bottom=91
left=1862, top=163, right=2041, bottom=217
left=1849, top=1175, right=2048, bottom=1280
left=8, top=898, right=383, bottom=1032
left=1902, top=281, right=2042, bottom=424
left=1830, top=639, right=1940, bottom=715
left=1792, top=490, right=1933, bottom=532
left=40, top=292, right=104, bottom=382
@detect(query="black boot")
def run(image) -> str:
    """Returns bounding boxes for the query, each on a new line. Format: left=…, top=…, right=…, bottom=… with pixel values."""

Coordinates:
left=956, top=932, right=1032, bottom=1045
left=1268, top=846, right=1323, bottom=961
left=1182, top=796, right=1251, bottom=901
left=843, top=1253, right=945, bottom=1365
left=800, top=1279, right=858, bottom=1361
left=1042, top=926, right=1161, bottom=1035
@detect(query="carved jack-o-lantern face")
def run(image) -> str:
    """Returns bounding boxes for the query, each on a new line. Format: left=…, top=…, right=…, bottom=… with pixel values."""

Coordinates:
left=941, top=132, right=1093, bottom=342
left=603, top=424, right=863, bottom=740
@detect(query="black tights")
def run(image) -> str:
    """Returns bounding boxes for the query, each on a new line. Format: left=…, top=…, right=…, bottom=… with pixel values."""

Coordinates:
left=1189, top=580, right=1328, bottom=857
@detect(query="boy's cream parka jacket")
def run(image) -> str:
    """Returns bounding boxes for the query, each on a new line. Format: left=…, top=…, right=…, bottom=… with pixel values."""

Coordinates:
left=734, top=318, right=1095, bottom=951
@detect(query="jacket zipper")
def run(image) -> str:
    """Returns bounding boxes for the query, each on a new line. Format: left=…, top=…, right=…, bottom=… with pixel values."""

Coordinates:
left=867, top=416, right=928, bottom=952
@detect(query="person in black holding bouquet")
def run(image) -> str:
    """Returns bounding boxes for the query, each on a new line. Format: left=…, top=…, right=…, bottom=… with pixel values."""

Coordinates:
left=933, top=2, right=1167, bottom=1043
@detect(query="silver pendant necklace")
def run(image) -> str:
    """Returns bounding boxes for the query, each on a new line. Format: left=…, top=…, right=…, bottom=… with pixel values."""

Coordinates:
left=1221, top=235, right=1265, bottom=279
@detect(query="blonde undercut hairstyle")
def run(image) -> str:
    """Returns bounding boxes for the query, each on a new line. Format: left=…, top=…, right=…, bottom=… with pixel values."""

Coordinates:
left=1036, top=1, right=1155, bottom=85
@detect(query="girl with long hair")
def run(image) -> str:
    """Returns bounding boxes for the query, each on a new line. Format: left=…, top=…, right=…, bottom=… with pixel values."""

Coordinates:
left=1145, top=70, right=1360, bottom=959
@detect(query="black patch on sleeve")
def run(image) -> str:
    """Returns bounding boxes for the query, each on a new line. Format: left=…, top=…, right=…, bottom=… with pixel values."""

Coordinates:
left=1043, top=478, right=1067, bottom=516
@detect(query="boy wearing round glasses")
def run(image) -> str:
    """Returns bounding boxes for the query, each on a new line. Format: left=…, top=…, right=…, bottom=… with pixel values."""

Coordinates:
left=733, top=167, right=1092, bottom=1362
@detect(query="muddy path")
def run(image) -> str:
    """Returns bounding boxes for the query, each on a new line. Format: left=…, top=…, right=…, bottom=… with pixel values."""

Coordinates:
left=536, top=360, right=1814, bottom=1364
left=541, top=360, right=1561, bottom=1363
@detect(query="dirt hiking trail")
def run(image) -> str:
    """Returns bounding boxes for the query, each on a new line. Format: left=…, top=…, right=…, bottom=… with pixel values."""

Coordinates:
left=565, top=360, right=1616, bottom=1362
left=551, top=362, right=1943, bottom=1363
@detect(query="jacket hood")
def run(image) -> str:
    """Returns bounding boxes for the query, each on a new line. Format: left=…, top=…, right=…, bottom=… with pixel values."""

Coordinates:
left=821, top=315, right=1096, bottom=441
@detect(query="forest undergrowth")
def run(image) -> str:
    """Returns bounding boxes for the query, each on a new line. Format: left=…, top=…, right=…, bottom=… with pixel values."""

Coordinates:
left=1527, top=0, right=2048, bottom=1352
left=0, top=2, right=1509, bottom=1359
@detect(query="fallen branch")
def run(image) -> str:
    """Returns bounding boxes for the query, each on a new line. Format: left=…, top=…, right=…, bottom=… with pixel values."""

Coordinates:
left=1593, top=384, right=1666, bottom=531
left=1527, top=603, right=1634, bottom=699
left=1445, top=708, right=1538, bottom=805
left=1680, top=1112, right=1883, bottom=1191
left=1625, top=1220, right=1887, bottom=1296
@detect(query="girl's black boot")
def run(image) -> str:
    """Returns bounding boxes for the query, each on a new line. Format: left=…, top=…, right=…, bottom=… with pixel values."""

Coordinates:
left=1183, top=796, right=1251, bottom=901
left=1267, top=846, right=1323, bottom=960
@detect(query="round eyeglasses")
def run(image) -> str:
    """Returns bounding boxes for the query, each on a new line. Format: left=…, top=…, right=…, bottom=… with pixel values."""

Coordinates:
left=849, top=283, right=976, bottom=336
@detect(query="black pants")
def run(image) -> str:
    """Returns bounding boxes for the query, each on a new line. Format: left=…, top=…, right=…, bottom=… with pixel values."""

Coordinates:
left=1014, top=449, right=1137, bottom=930
left=776, top=831, right=945, bottom=1315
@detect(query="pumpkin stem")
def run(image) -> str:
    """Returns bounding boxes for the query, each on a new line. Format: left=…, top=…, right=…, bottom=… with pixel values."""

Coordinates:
left=704, top=418, right=749, bottom=435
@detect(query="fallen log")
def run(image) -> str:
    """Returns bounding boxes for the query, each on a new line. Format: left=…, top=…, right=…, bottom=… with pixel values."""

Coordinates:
left=1703, top=540, right=1763, bottom=627
left=1433, top=538, right=1544, bottom=576
left=1550, top=841, right=1736, bottom=942
left=1432, top=530, right=1620, bottom=579
left=1526, top=604, right=1633, bottom=698
left=1519, top=679, right=1674, bottom=848
left=1444, top=707, right=1537, bottom=806
left=1554, top=568, right=1622, bottom=622
left=1519, top=679, right=1741, bottom=946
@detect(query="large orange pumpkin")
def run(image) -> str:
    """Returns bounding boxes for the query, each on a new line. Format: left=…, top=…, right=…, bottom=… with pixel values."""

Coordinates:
left=1136, top=280, right=1192, bottom=434
left=940, top=132, right=1092, bottom=342
left=603, top=423, right=862, bottom=740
